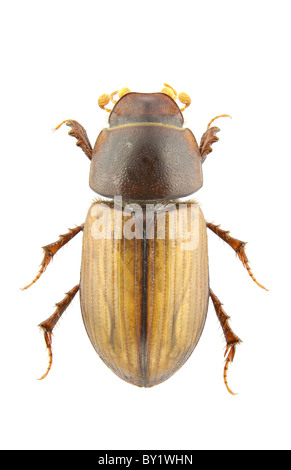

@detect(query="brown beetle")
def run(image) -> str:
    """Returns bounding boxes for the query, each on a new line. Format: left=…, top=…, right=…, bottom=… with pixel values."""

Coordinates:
left=23, top=84, right=267, bottom=394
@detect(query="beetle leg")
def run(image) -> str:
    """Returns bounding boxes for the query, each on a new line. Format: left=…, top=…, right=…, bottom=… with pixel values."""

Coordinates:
left=199, top=126, right=220, bottom=163
left=206, top=222, right=268, bottom=291
left=54, top=120, right=93, bottom=160
left=38, top=284, right=80, bottom=380
left=199, top=115, right=231, bottom=163
left=22, top=224, right=84, bottom=290
left=209, top=289, right=242, bottom=395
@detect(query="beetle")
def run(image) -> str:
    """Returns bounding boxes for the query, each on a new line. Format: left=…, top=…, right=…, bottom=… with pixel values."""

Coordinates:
left=23, top=83, right=267, bottom=394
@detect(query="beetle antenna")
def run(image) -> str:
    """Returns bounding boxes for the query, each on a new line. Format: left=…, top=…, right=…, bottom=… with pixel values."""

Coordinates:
left=163, top=83, right=177, bottom=99
left=98, top=93, right=112, bottom=113
left=161, top=84, right=191, bottom=112
left=110, top=90, right=119, bottom=104
left=178, top=92, right=191, bottom=112
left=118, top=87, right=131, bottom=99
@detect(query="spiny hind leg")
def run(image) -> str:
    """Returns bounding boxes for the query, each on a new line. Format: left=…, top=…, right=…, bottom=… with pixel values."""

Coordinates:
left=22, top=224, right=84, bottom=290
left=38, top=284, right=80, bottom=380
left=209, top=289, right=242, bottom=395
left=207, top=222, right=268, bottom=291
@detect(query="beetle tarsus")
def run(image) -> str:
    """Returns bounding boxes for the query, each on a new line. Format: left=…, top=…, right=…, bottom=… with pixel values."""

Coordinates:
left=206, top=222, right=268, bottom=291
left=54, top=120, right=93, bottom=160
left=38, top=284, right=80, bottom=379
left=206, top=114, right=232, bottom=130
left=209, top=289, right=242, bottom=395
left=38, top=329, right=53, bottom=380
left=224, top=353, right=237, bottom=396
left=22, top=248, right=52, bottom=290
left=22, top=225, right=84, bottom=290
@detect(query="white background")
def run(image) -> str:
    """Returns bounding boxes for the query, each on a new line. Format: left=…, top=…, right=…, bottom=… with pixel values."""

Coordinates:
left=1, top=0, right=290, bottom=451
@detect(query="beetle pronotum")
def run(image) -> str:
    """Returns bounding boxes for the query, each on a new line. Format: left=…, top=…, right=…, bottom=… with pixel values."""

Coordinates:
left=23, top=84, right=267, bottom=394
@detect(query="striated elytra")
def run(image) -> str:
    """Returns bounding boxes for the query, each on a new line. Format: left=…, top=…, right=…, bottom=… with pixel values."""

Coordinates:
left=23, top=84, right=267, bottom=394
left=81, top=201, right=208, bottom=387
